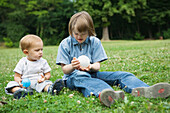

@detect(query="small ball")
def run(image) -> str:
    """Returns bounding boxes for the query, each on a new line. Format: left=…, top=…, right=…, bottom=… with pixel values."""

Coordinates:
left=78, top=55, right=90, bottom=68
left=21, top=78, right=31, bottom=88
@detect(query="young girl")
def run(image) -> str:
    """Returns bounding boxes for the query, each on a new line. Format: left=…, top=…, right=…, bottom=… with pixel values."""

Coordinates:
left=5, top=34, right=64, bottom=99
left=56, top=11, right=170, bottom=107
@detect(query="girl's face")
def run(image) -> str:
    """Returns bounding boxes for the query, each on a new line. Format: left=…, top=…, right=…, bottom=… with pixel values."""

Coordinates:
left=25, top=41, right=43, bottom=61
left=73, top=30, right=88, bottom=44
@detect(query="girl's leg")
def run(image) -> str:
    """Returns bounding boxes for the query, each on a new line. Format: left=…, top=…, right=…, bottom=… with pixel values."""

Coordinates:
left=132, top=83, right=170, bottom=98
left=66, top=70, right=125, bottom=107
left=94, top=71, right=149, bottom=93
left=66, top=71, right=113, bottom=97
left=94, top=71, right=170, bottom=98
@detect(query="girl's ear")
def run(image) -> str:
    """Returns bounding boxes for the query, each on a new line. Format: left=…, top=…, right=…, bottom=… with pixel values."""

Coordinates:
left=23, top=49, right=28, bottom=55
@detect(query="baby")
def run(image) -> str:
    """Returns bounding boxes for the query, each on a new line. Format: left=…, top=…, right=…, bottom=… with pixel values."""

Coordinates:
left=5, top=34, right=64, bottom=99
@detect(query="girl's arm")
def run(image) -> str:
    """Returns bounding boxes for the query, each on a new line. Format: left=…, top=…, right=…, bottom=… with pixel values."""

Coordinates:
left=61, top=57, right=80, bottom=74
left=61, top=57, right=101, bottom=74
left=87, top=62, right=100, bottom=72
left=61, top=64, right=76, bottom=75
left=79, top=62, right=100, bottom=72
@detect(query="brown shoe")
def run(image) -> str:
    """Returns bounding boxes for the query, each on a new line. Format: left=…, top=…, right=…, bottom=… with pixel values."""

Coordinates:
left=99, top=89, right=124, bottom=107
left=131, top=83, right=170, bottom=98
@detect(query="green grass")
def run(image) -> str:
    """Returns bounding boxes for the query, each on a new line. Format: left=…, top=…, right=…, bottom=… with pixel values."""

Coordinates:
left=0, top=40, right=170, bottom=113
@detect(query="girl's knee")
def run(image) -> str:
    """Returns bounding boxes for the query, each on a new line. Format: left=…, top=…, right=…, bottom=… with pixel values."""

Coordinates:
left=75, top=71, right=91, bottom=78
left=120, top=71, right=135, bottom=77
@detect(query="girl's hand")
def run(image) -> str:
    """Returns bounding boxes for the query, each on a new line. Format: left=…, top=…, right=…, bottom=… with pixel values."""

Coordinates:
left=79, top=64, right=92, bottom=72
left=71, top=57, right=80, bottom=70
left=38, top=75, right=46, bottom=83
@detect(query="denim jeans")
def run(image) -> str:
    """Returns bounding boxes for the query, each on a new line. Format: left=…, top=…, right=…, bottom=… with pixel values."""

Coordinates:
left=66, top=70, right=149, bottom=97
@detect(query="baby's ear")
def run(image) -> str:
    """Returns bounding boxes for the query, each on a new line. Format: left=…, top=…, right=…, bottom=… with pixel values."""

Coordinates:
left=23, top=49, right=28, bottom=55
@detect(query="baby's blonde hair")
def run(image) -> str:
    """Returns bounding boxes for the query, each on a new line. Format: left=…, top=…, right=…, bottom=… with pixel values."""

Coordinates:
left=20, top=34, right=42, bottom=51
left=69, top=11, right=96, bottom=37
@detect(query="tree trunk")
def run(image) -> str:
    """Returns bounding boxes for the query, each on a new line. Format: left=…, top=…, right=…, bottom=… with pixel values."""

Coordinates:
left=101, top=26, right=110, bottom=41
left=148, top=29, right=153, bottom=38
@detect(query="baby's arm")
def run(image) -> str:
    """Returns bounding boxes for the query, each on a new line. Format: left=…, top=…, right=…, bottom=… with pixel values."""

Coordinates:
left=14, top=72, right=23, bottom=87
left=44, top=72, right=51, bottom=80
left=38, top=72, right=51, bottom=83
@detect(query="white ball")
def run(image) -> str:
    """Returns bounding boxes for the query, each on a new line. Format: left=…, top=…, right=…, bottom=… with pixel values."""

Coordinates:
left=78, top=55, right=90, bottom=68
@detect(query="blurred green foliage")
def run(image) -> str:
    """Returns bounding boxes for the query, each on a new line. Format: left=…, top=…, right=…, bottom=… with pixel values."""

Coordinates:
left=0, top=0, right=170, bottom=47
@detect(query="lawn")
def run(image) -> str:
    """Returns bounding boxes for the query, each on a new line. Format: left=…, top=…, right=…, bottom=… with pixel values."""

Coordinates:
left=0, top=40, right=169, bottom=112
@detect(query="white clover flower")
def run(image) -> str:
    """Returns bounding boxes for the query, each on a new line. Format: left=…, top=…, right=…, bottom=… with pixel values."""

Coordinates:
left=131, top=101, right=134, bottom=105
left=90, top=92, right=93, bottom=96
left=69, top=94, right=74, bottom=98
left=54, top=90, right=57, bottom=93
left=77, top=100, right=81, bottom=104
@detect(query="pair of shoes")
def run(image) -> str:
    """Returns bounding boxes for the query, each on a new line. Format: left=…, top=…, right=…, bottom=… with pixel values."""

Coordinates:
left=13, top=88, right=33, bottom=99
left=99, top=89, right=124, bottom=107
left=48, top=79, right=64, bottom=95
left=131, top=83, right=170, bottom=98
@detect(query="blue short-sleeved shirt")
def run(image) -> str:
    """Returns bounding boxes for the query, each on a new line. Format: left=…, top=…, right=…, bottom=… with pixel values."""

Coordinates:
left=56, top=35, right=108, bottom=79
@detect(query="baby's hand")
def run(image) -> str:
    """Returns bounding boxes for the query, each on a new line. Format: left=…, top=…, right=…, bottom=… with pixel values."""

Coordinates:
left=19, top=79, right=23, bottom=88
left=38, top=75, right=45, bottom=83
left=71, top=57, right=80, bottom=70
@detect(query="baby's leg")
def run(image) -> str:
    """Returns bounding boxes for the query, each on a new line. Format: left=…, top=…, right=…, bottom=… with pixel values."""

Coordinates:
left=5, top=81, right=20, bottom=95
left=11, top=87, right=21, bottom=93
left=5, top=81, right=33, bottom=99
left=43, top=84, right=51, bottom=92
left=46, top=79, right=64, bottom=95
left=35, top=79, right=64, bottom=95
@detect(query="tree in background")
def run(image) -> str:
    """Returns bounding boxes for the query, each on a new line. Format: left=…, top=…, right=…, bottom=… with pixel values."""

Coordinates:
left=0, top=0, right=74, bottom=47
left=0, top=0, right=169, bottom=47
left=73, top=0, right=147, bottom=40
left=0, top=0, right=28, bottom=47
left=140, top=0, right=170, bottom=38
left=21, top=0, right=74, bottom=45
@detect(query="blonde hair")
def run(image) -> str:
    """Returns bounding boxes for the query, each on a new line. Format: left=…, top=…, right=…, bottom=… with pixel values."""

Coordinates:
left=20, top=34, right=42, bottom=51
left=69, top=11, right=96, bottom=37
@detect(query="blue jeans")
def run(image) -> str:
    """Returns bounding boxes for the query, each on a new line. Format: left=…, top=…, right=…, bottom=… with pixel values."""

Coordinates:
left=66, top=70, right=149, bottom=97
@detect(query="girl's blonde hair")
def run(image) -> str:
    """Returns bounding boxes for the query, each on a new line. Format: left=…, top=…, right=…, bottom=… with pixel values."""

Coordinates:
left=20, top=34, right=42, bottom=51
left=69, top=11, right=96, bottom=37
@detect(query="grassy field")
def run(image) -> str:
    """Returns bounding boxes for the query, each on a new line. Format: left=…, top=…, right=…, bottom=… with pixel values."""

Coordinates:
left=0, top=40, right=169, bottom=113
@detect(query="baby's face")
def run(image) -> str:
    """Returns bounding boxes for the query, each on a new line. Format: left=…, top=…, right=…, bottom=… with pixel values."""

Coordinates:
left=73, top=30, right=88, bottom=44
left=27, top=41, right=43, bottom=61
